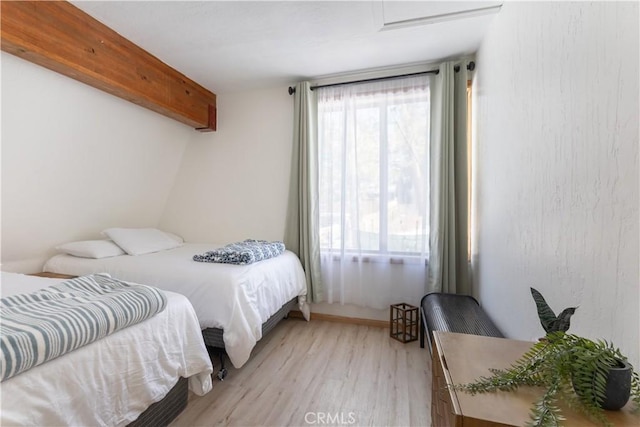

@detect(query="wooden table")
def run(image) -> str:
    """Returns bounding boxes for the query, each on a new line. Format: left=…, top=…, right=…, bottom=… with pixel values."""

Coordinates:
left=431, top=331, right=639, bottom=426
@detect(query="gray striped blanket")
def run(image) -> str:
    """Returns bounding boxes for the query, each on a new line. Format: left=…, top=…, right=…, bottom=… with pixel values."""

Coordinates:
left=193, top=239, right=285, bottom=265
left=0, top=274, right=167, bottom=382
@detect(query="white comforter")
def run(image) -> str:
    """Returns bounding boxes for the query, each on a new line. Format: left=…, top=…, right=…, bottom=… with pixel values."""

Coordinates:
left=44, top=243, right=309, bottom=368
left=0, top=272, right=213, bottom=427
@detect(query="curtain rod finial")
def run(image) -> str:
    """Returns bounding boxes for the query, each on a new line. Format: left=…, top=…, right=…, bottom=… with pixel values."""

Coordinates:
left=288, top=86, right=296, bottom=95
left=454, top=61, right=476, bottom=73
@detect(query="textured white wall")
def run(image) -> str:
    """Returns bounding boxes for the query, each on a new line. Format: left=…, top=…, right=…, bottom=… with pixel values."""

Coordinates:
left=159, top=86, right=295, bottom=243
left=473, top=2, right=639, bottom=366
left=1, top=53, right=192, bottom=272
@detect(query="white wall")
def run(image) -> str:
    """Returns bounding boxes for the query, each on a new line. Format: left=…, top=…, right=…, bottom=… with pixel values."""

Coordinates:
left=473, top=2, right=639, bottom=366
left=159, top=86, right=294, bottom=243
left=1, top=53, right=193, bottom=272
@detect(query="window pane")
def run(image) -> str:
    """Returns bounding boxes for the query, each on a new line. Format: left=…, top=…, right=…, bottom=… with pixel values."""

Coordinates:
left=349, top=106, right=379, bottom=251
left=317, top=77, right=430, bottom=257
left=319, top=106, right=344, bottom=250
left=387, top=99, right=429, bottom=253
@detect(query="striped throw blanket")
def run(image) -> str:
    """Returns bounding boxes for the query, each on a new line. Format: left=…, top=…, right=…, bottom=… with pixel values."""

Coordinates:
left=0, top=274, right=167, bottom=382
left=193, top=239, right=285, bottom=265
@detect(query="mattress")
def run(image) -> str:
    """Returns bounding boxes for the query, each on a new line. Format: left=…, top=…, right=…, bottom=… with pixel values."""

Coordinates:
left=44, top=243, right=309, bottom=368
left=0, top=272, right=213, bottom=427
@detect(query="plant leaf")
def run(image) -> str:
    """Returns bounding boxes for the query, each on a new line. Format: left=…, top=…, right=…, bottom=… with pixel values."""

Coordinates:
left=550, top=307, right=577, bottom=332
left=531, top=287, right=557, bottom=333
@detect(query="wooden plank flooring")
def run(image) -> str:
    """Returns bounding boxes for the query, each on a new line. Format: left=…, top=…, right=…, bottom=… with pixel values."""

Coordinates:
left=170, top=318, right=432, bottom=427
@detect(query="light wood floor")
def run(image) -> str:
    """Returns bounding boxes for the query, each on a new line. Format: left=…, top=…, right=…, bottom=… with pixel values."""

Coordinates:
left=170, top=318, right=432, bottom=427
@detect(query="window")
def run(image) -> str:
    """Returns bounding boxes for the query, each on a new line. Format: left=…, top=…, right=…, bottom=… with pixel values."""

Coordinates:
left=317, top=76, right=430, bottom=260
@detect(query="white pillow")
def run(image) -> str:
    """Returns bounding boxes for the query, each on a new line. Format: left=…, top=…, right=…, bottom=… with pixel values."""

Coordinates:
left=102, top=228, right=182, bottom=256
left=56, top=240, right=125, bottom=259
left=164, top=231, right=184, bottom=244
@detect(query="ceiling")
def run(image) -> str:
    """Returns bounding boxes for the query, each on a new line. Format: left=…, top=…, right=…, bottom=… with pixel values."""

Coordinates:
left=72, top=1, right=502, bottom=94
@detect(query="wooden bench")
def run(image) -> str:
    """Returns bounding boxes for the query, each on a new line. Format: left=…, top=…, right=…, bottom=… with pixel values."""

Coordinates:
left=420, top=292, right=504, bottom=354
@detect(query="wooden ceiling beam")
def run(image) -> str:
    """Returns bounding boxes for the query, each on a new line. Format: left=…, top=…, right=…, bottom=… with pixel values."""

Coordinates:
left=1, top=1, right=217, bottom=131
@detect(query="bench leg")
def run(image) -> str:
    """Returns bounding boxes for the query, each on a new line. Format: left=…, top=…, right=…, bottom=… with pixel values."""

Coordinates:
left=419, top=309, right=425, bottom=349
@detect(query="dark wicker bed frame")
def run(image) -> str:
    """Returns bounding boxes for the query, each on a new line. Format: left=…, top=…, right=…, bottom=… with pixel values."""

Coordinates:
left=128, top=377, right=188, bottom=427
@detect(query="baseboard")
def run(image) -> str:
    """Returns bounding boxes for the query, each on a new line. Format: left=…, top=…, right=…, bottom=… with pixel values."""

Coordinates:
left=288, top=310, right=388, bottom=328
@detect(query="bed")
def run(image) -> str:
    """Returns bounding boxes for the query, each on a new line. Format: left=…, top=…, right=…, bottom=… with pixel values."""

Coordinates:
left=43, top=242, right=309, bottom=376
left=0, top=272, right=213, bottom=427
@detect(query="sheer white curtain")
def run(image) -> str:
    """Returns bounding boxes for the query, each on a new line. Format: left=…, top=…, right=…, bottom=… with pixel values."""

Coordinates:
left=317, top=75, right=431, bottom=309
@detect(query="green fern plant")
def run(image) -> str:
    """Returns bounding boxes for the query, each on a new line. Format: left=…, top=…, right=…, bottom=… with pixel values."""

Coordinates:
left=455, top=332, right=640, bottom=427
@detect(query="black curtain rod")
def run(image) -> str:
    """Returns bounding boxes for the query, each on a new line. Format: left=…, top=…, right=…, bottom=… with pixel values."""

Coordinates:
left=288, top=69, right=436, bottom=95
left=311, top=69, right=439, bottom=91
left=288, top=61, right=475, bottom=95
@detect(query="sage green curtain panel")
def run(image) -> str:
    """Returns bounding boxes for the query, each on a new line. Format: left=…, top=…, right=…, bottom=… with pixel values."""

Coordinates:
left=284, top=81, right=323, bottom=302
left=428, top=61, right=471, bottom=295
